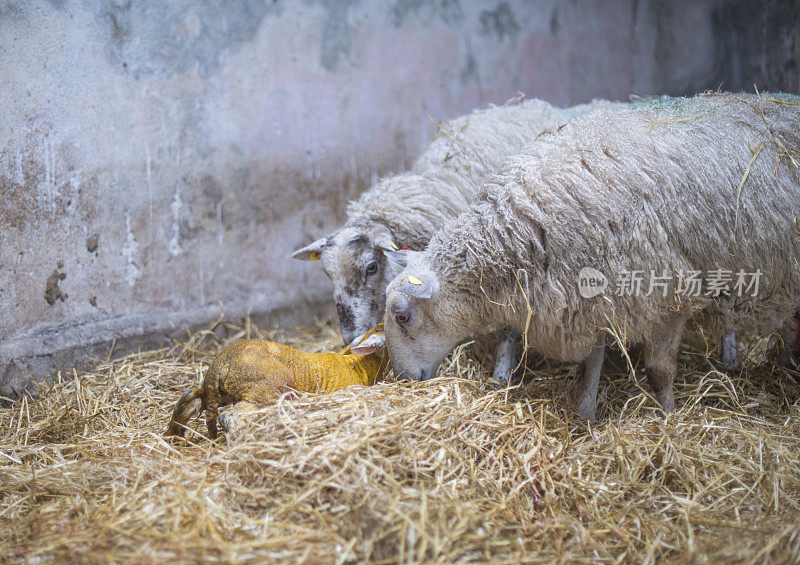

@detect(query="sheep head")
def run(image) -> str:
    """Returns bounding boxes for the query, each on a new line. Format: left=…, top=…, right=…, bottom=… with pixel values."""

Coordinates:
left=293, top=223, right=403, bottom=345
left=383, top=252, right=465, bottom=381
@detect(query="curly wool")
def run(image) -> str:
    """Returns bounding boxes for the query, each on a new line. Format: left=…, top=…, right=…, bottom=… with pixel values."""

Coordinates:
left=427, top=92, right=800, bottom=361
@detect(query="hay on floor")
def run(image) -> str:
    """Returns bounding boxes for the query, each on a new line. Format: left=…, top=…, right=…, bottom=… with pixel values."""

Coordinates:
left=1, top=317, right=799, bottom=563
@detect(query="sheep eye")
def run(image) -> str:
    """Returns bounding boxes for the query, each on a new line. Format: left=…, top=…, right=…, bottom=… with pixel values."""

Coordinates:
left=395, top=313, right=409, bottom=325
left=365, top=262, right=378, bottom=276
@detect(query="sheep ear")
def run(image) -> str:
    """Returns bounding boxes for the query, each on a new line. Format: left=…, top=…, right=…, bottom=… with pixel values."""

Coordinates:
left=292, top=237, right=328, bottom=261
left=397, top=273, right=438, bottom=299
left=350, top=332, right=385, bottom=355
left=383, top=249, right=417, bottom=267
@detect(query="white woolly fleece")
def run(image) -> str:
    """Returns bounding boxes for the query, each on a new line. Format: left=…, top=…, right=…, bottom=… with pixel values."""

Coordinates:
left=420, top=92, right=800, bottom=362
left=346, top=98, right=622, bottom=249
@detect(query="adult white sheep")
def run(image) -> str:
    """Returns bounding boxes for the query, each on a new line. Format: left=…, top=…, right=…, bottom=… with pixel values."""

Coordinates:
left=293, top=97, right=620, bottom=381
left=382, top=92, right=800, bottom=419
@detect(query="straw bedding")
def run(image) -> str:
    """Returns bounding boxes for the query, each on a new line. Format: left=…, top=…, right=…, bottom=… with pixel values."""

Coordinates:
left=1, top=318, right=799, bottom=563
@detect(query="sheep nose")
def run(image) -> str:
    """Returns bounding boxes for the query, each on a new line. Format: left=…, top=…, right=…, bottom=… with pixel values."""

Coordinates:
left=400, top=370, right=427, bottom=381
left=394, top=370, right=412, bottom=382
left=336, top=303, right=356, bottom=342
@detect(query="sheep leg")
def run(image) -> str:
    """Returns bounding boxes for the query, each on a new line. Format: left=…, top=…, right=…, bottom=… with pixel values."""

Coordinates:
left=789, top=312, right=800, bottom=364
left=720, top=332, right=738, bottom=370
left=574, top=334, right=606, bottom=421
left=491, top=329, right=520, bottom=382
left=644, top=314, right=688, bottom=414
left=777, top=314, right=800, bottom=367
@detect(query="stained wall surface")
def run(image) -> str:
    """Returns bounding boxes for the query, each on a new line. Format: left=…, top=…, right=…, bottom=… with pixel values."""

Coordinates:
left=1, top=0, right=798, bottom=396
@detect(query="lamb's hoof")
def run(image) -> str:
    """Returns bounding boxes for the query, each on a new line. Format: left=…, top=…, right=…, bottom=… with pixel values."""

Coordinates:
left=217, top=410, right=239, bottom=436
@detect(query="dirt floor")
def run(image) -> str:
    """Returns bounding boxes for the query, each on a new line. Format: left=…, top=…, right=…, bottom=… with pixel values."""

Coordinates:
left=1, top=317, right=799, bottom=563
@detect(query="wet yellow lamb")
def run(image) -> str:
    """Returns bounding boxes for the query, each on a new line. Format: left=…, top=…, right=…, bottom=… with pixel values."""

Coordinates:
left=165, top=325, right=388, bottom=439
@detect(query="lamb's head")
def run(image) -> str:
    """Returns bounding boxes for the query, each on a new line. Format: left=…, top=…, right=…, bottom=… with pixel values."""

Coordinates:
left=293, top=222, right=403, bottom=344
left=382, top=251, right=467, bottom=381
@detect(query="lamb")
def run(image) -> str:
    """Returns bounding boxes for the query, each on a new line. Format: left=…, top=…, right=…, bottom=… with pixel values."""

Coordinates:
left=381, top=92, right=800, bottom=419
left=165, top=325, right=388, bottom=439
left=293, top=96, right=620, bottom=381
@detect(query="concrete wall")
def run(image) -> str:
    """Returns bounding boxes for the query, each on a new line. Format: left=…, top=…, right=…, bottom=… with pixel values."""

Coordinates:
left=1, top=0, right=798, bottom=397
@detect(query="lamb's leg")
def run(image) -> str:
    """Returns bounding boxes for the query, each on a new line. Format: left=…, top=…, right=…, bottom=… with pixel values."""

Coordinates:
left=574, top=334, right=606, bottom=421
left=205, top=391, right=221, bottom=440
left=491, top=329, right=520, bottom=382
left=644, top=314, right=688, bottom=414
left=720, top=332, right=738, bottom=370
left=165, top=388, right=203, bottom=438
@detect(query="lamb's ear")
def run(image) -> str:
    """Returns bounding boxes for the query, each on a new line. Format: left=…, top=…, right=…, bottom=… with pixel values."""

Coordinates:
left=350, top=332, right=385, bottom=355
left=292, top=237, right=328, bottom=261
left=396, top=273, right=438, bottom=299
left=374, top=237, right=399, bottom=252
left=383, top=249, right=417, bottom=267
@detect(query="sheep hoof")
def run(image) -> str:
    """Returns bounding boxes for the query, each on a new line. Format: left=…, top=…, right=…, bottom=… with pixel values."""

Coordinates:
left=655, top=391, right=675, bottom=415
left=491, top=354, right=522, bottom=384
left=490, top=367, right=515, bottom=384
left=486, top=376, right=509, bottom=389
left=491, top=330, right=521, bottom=383
left=575, top=393, right=596, bottom=422
left=720, top=333, right=738, bottom=371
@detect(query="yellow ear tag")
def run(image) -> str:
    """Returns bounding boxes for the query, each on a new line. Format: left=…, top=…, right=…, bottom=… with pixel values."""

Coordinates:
left=388, top=240, right=399, bottom=250
left=309, top=251, right=321, bottom=261
left=408, top=275, right=422, bottom=285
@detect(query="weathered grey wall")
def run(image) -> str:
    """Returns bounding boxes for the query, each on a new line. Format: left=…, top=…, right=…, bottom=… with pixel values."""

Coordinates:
left=1, top=0, right=798, bottom=397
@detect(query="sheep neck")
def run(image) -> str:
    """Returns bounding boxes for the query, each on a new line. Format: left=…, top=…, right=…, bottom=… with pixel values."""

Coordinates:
left=428, top=203, right=543, bottom=337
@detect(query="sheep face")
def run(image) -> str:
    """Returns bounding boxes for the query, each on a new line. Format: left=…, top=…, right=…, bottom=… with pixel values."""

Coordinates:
left=383, top=257, right=464, bottom=381
left=293, top=224, right=401, bottom=344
